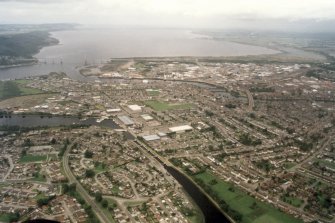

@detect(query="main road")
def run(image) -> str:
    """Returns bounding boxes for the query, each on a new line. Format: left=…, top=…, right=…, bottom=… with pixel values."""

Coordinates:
left=62, top=133, right=111, bottom=223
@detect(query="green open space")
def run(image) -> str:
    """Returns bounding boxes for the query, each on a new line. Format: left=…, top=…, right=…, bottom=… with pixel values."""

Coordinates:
left=143, top=100, right=193, bottom=111
left=281, top=196, right=304, bottom=208
left=0, top=80, right=44, bottom=101
left=97, top=201, right=116, bottom=223
left=31, top=172, right=47, bottom=182
left=146, top=89, right=160, bottom=96
left=0, top=213, right=20, bottom=223
left=94, top=163, right=108, bottom=173
left=317, top=159, right=335, bottom=169
left=194, top=171, right=303, bottom=223
left=283, top=162, right=297, bottom=170
left=187, top=214, right=204, bottom=223
left=20, top=154, right=47, bottom=163
left=34, top=193, right=48, bottom=200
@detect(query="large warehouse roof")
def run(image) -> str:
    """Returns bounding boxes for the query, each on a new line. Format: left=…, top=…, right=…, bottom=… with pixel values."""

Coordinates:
left=142, top=135, right=160, bottom=141
left=169, top=125, right=193, bottom=133
left=118, top=115, right=134, bottom=126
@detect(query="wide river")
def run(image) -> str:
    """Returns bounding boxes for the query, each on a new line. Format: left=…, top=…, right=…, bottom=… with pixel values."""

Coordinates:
left=0, top=27, right=278, bottom=80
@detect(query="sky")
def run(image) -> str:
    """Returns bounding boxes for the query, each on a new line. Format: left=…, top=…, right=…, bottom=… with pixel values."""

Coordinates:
left=1, top=0, right=335, bottom=31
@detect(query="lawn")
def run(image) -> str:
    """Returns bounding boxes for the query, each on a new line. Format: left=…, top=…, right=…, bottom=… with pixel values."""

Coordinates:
left=34, top=193, right=48, bottom=200
left=0, top=213, right=19, bottom=222
left=194, top=171, right=303, bottom=223
left=283, top=162, right=297, bottom=169
left=0, top=80, right=44, bottom=100
left=146, top=89, right=160, bottom=96
left=31, top=172, right=47, bottom=182
left=143, top=100, right=193, bottom=111
left=318, top=159, right=335, bottom=169
left=282, top=196, right=304, bottom=208
left=94, top=163, right=108, bottom=173
left=20, top=155, right=47, bottom=163
left=98, top=201, right=116, bottom=223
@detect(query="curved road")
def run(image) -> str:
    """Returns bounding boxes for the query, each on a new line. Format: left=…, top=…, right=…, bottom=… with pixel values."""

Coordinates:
left=62, top=136, right=111, bottom=223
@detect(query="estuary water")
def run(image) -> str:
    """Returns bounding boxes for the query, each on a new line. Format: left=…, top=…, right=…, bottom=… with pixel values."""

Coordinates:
left=0, top=27, right=278, bottom=80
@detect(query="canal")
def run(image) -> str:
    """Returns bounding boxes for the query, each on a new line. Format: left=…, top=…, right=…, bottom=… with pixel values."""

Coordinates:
left=165, top=166, right=231, bottom=223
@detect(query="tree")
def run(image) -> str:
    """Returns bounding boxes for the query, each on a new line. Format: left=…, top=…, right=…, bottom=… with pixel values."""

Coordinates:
left=21, top=148, right=27, bottom=157
left=95, top=192, right=102, bottom=202
left=85, top=169, right=95, bottom=178
left=8, top=211, right=20, bottom=223
left=209, top=179, right=218, bottom=185
left=84, top=150, right=93, bottom=158
left=37, top=196, right=54, bottom=207
left=22, top=138, right=34, bottom=147
left=50, top=138, right=57, bottom=144
left=62, top=184, right=69, bottom=194
left=101, top=199, right=108, bottom=208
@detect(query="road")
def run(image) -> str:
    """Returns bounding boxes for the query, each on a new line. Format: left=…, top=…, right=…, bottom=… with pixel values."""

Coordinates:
left=62, top=134, right=111, bottom=223
left=3, top=155, right=14, bottom=181
left=245, top=89, right=254, bottom=112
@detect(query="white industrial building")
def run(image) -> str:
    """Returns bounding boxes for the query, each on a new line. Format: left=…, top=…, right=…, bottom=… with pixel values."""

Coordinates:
left=169, top=125, right=193, bottom=133
left=128, top=104, right=142, bottom=112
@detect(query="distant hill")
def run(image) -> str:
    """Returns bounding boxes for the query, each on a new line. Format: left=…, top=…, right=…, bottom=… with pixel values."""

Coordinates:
left=0, top=31, right=58, bottom=58
left=0, top=23, right=77, bottom=66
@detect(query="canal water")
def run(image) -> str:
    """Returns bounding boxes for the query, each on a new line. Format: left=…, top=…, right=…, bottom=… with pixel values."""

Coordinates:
left=165, top=166, right=231, bottom=223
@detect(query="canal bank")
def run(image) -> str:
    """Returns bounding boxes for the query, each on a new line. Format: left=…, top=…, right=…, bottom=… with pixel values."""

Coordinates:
left=135, top=139, right=234, bottom=223
left=165, top=165, right=235, bottom=223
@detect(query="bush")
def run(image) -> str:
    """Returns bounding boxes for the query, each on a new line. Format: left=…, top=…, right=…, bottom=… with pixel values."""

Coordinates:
left=85, top=169, right=95, bottom=178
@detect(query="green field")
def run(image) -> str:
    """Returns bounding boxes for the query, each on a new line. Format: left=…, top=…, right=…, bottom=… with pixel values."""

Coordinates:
left=0, top=80, right=44, bottom=100
left=143, top=100, right=193, bottom=111
left=20, top=155, right=47, bottom=163
left=194, top=171, right=303, bottom=223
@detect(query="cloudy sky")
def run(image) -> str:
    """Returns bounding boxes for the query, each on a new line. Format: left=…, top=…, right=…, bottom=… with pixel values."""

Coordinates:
left=0, top=0, right=335, bottom=30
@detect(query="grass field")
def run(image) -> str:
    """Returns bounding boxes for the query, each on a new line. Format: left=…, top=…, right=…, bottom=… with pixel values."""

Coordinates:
left=0, top=93, right=56, bottom=109
left=194, top=171, right=303, bottom=223
left=20, top=155, right=47, bottom=163
left=0, top=80, right=44, bottom=101
left=143, top=100, right=193, bottom=111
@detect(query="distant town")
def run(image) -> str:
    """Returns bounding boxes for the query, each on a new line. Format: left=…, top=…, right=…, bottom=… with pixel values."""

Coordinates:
left=0, top=58, right=334, bottom=223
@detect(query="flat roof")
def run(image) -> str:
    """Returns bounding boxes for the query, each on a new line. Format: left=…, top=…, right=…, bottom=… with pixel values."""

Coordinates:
left=106, top=108, right=121, bottom=113
left=141, top=114, right=154, bottom=121
left=118, top=115, right=134, bottom=125
left=169, top=125, right=193, bottom=132
left=142, top=135, right=160, bottom=141
left=128, top=104, right=142, bottom=111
